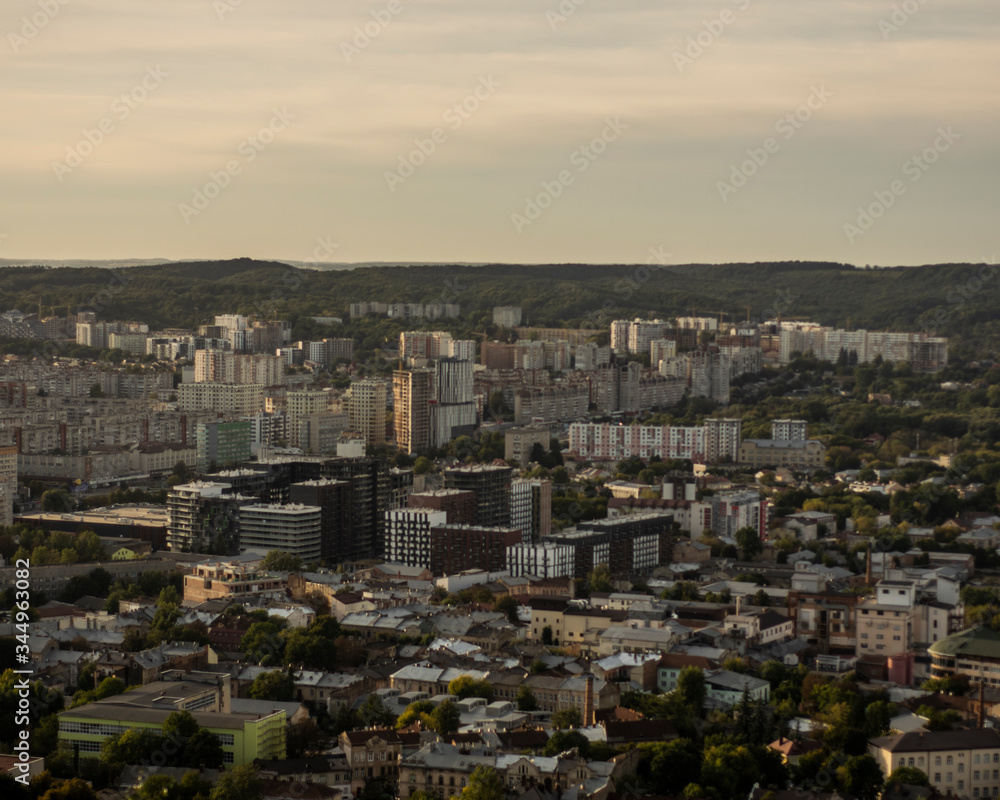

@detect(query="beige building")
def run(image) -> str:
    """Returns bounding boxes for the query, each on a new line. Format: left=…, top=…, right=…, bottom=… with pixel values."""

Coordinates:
left=347, top=380, right=387, bottom=448
left=870, top=728, right=1000, bottom=797
left=505, top=427, right=550, bottom=464
left=183, top=561, right=288, bottom=604
left=528, top=598, right=627, bottom=648
left=339, top=729, right=402, bottom=795
left=178, top=382, right=264, bottom=415
left=738, top=439, right=826, bottom=470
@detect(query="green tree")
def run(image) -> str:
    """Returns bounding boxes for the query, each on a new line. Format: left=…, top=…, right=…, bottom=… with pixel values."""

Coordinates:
left=162, top=710, right=199, bottom=745
left=700, top=743, right=759, bottom=798
left=515, top=685, right=537, bottom=712
left=430, top=700, right=460, bottom=736
left=551, top=707, right=581, bottom=730
left=453, top=765, right=504, bottom=800
left=638, top=738, right=701, bottom=796
left=675, top=666, right=706, bottom=714
left=837, top=754, right=884, bottom=800
left=240, top=621, right=285, bottom=665
left=39, top=778, right=98, bottom=800
left=735, top=526, right=763, bottom=560
left=41, top=490, right=72, bottom=514
left=448, top=676, right=494, bottom=702
left=395, top=700, right=434, bottom=729
left=413, top=456, right=433, bottom=475
left=182, top=728, right=224, bottom=769
left=493, top=595, right=519, bottom=623
left=544, top=729, right=590, bottom=758
left=209, top=764, right=263, bottom=800
left=588, top=563, right=613, bottom=593
left=259, top=551, right=304, bottom=572
left=249, top=670, right=295, bottom=702
left=886, top=766, right=930, bottom=787
left=358, top=692, right=395, bottom=728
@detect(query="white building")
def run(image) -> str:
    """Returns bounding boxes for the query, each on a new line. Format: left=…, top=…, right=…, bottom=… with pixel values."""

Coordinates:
left=385, top=508, right=447, bottom=569
left=771, top=419, right=807, bottom=442
left=240, top=504, right=322, bottom=563
left=492, top=307, right=523, bottom=328
left=506, top=541, right=575, bottom=579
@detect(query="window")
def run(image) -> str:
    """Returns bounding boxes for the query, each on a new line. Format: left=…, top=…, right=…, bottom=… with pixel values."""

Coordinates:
left=975, top=771, right=981, bottom=780
left=949, top=757, right=954, bottom=765
left=218, top=733, right=235, bottom=746
left=909, top=758, right=915, bottom=766
left=935, top=773, right=941, bottom=783
left=960, top=764, right=965, bottom=773
left=937, top=757, right=942, bottom=766
left=223, top=752, right=235, bottom=764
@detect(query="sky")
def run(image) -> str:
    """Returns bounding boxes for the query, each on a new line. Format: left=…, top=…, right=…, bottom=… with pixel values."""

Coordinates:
left=1, top=0, right=997, bottom=266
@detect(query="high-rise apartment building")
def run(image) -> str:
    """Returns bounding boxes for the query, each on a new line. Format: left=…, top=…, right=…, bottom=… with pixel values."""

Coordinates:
left=385, top=507, right=448, bottom=568
left=347, top=380, right=387, bottom=447
left=703, top=418, right=742, bottom=463
left=429, top=525, right=522, bottom=575
left=289, top=479, right=353, bottom=564
left=510, top=478, right=552, bottom=541
left=393, top=369, right=434, bottom=454
left=443, top=465, right=513, bottom=528
left=239, top=504, right=322, bottom=563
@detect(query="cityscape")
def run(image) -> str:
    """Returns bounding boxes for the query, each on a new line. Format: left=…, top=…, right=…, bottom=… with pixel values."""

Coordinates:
left=0, top=270, right=998, bottom=800
left=2, top=1, right=997, bottom=800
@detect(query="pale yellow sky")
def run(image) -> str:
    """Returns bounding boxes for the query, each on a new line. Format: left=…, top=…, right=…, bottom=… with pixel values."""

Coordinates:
left=1, top=0, right=997, bottom=265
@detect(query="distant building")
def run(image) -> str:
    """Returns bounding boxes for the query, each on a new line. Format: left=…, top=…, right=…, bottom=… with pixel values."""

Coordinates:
left=505, top=426, right=550, bottom=465
left=429, top=524, right=522, bottom=575
left=384, top=508, right=447, bottom=569
left=196, top=420, right=252, bottom=473
left=771, top=419, right=807, bottom=442
left=738, top=439, right=826, bottom=470
left=493, top=306, right=523, bottom=328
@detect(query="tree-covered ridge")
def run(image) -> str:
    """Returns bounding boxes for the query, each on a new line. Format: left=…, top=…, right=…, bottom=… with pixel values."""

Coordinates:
left=1, top=260, right=997, bottom=352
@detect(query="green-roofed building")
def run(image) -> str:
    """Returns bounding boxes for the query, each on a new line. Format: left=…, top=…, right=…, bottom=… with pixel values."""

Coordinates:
left=928, top=626, right=1000, bottom=683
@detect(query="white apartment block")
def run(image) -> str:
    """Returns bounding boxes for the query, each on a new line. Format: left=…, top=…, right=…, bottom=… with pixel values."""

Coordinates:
left=492, top=307, right=523, bottom=328
left=447, top=339, right=476, bottom=362
left=569, top=423, right=706, bottom=461
left=774, top=323, right=948, bottom=372
left=385, top=508, right=448, bottom=569
left=575, top=343, right=611, bottom=370
left=703, top=418, right=741, bottom=463
left=709, top=490, right=767, bottom=539
left=240, top=504, right=322, bottom=563
left=506, top=541, right=575, bottom=579
left=771, top=419, right=807, bottom=442
left=177, top=383, right=264, bottom=416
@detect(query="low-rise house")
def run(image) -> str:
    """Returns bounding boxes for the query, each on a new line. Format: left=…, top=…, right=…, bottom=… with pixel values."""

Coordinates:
left=704, top=670, right=770, bottom=707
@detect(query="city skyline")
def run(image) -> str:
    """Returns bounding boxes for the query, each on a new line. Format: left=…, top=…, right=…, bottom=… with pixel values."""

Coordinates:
left=2, top=0, right=996, bottom=265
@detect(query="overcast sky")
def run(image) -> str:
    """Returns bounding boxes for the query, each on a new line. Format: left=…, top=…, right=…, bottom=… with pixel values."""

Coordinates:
left=1, top=0, right=997, bottom=265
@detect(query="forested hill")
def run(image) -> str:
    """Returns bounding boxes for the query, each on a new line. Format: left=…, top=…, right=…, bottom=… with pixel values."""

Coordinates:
left=1, top=259, right=996, bottom=355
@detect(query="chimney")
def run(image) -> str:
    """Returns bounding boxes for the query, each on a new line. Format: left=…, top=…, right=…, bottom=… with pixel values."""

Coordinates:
left=980, top=681, right=986, bottom=729
left=865, top=547, right=872, bottom=585
left=584, top=674, right=595, bottom=727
